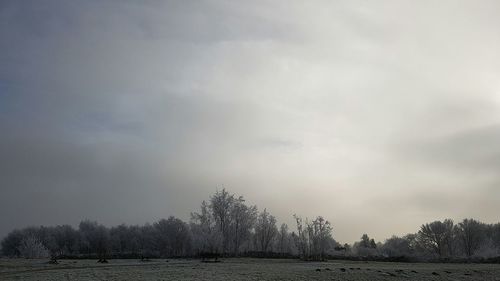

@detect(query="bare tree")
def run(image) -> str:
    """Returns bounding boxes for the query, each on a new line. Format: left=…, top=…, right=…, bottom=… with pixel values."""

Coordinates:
left=138, top=223, right=157, bottom=260
left=417, top=219, right=454, bottom=258
left=78, top=220, right=110, bottom=261
left=456, top=218, right=485, bottom=257
left=43, top=225, right=79, bottom=262
left=309, top=216, right=333, bottom=260
left=293, top=215, right=333, bottom=260
left=360, top=234, right=371, bottom=248
left=254, top=209, right=278, bottom=252
left=191, top=200, right=222, bottom=254
left=192, top=188, right=258, bottom=256
left=490, top=223, right=500, bottom=251
left=210, top=188, right=235, bottom=253
left=1, top=229, right=24, bottom=257
left=17, top=235, right=49, bottom=259
left=154, top=216, right=191, bottom=257
left=381, top=235, right=415, bottom=257
left=229, top=196, right=257, bottom=255
left=9, top=185, right=500, bottom=262
left=110, top=224, right=142, bottom=257
left=277, top=223, right=290, bottom=255
left=293, top=215, right=308, bottom=259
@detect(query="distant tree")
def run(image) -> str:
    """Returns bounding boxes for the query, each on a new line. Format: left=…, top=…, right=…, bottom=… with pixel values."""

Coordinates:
left=254, top=209, right=278, bottom=252
left=138, top=223, right=157, bottom=259
left=7, top=187, right=500, bottom=263
left=381, top=235, right=414, bottom=257
left=191, top=189, right=259, bottom=256
left=293, top=215, right=308, bottom=259
left=110, top=224, right=141, bottom=257
left=293, top=215, right=334, bottom=260
left=126, top=225, right=142, bottom=256
left=78, top=220, right=110, bottom=261
left=95, top=225, right=110, bottom=261
left=210, top=188, right=236, bottom=253
left=417, top=219, right=454, bottom=258
left=456, top=218, right=485, bottom=257
left=360, top=234, right=371, bottom=248
left=190, top=200, right=222, bottom=254
left=354, top=234, right=378, bottom=256
left=17, top=235, right=49, bottom=259
left=343, top=243, right=351, bottom=255
left=489, top=223, right=500, bottom=251
left=1, top=229, right=24, bottom=257
left=308, top=216, right=333, bottom=260
left=277, top=223, right=291, bottom=255
left=229, top=196, right=257, bottom=254
left=154, top=216, right=191, bottom=257
left=57, top=225, right=78, bottom=256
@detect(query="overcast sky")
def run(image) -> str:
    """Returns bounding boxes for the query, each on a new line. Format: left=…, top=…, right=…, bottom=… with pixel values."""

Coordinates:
left=1, top=0, right=500, bottom=243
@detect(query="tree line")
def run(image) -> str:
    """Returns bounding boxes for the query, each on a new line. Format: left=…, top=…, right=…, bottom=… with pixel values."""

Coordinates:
left=377, top=218, right=500, bottom=261
left=331, top=219, right=500, bottom=262
left=2, top=189, right=500, bottom=262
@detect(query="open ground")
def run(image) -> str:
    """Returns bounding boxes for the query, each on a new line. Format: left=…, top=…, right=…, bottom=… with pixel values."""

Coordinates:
left=1, top=258, right=500, bottom=281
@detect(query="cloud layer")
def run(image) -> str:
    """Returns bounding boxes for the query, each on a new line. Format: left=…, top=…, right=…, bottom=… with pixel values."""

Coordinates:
left=1, top=0, right=500, bottom=242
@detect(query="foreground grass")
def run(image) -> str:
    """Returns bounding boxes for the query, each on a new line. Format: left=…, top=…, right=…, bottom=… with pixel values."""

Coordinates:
left=1, top=258, right=500, bottom=280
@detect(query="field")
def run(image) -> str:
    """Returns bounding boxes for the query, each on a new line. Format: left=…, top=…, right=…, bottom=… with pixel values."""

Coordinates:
left=1, top=258, right=500, bottom=281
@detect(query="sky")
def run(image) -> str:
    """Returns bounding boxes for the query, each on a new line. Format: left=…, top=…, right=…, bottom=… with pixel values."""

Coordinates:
left=1, top=0, right=500, bottom=243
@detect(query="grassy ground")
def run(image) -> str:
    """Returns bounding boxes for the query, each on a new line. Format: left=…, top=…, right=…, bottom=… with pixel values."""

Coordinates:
left=1, top=258, right=500, bottom=280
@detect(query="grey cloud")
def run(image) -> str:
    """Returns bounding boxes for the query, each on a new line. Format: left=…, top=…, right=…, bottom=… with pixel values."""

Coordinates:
left=2, top=0, right=500, bottom=243
left=398, top=124, right=500, bottom=174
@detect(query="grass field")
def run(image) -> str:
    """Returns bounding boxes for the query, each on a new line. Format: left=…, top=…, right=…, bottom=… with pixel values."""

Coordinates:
left=1, top=258, right=500, bottom=280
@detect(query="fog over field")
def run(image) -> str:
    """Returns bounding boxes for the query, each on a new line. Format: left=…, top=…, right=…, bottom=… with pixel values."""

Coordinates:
left=1, top=0, right=500, bottom=245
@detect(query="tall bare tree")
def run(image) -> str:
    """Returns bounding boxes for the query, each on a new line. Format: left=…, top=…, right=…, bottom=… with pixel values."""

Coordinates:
left=293, top=215, right=308, bottom=259
left=277, top=223, right=290, bottom=255
left=229, top=196, right=257, bottom=255
left=309, top=216, right=333, bottom=260
left=254, top=209, right=278, bottom=252
left=154, top=216, right=191, bottom=257
left=293, top=215, right=334, bottom=260
left=210, top=188, right=235, bottom=253
left=456, top=218, right=485, bottom=257
left=17, top=235, right=49, bottom=259
left=190, top=200, right=222, bottom=254
left=418, top=219, right=454, bottom=257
